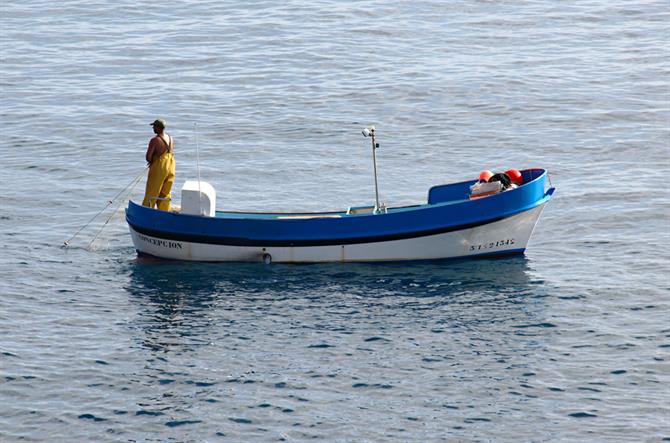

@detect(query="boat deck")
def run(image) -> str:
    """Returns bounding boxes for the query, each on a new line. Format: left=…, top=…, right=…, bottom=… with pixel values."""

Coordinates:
left=212, top=203, right=430, bottom=220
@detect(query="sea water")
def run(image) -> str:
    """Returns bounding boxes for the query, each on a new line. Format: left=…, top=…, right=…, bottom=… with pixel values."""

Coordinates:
left=1, top=1, right=668, bottom=441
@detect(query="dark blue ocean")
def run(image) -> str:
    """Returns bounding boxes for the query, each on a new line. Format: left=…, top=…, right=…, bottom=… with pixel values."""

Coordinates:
left=1, top=1, right=669, bottom=441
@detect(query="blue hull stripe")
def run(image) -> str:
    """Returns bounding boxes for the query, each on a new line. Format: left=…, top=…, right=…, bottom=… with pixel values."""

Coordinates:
left=135, top=247, right=526, bottom=262
left=128, top=214, right=508, bottom=247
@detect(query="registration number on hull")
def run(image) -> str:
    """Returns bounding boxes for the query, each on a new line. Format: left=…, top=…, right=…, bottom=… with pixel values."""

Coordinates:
left=469, top=238, right=515, bottom=252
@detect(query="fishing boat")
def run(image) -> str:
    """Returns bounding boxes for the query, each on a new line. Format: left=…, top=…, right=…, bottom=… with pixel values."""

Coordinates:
left=126, top=127, right=554, bottom=263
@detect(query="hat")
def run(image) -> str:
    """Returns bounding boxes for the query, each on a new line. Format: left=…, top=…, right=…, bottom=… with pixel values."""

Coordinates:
left=150, top=118, right=167, bottom=129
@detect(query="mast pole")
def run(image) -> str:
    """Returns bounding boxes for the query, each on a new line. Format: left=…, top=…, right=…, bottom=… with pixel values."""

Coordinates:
left=370, top=128, right=380, bottom=212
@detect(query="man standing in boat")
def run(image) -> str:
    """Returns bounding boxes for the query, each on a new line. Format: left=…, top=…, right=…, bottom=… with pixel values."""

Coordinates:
left=142, top=118, right=176, bottom=211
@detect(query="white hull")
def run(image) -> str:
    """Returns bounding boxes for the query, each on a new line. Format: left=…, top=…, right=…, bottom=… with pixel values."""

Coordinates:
left=130, top=204, right=547, bottom=263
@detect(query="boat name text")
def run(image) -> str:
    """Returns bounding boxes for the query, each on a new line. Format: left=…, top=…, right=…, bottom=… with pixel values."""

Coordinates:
left=138, top=233, right=183, bottom=250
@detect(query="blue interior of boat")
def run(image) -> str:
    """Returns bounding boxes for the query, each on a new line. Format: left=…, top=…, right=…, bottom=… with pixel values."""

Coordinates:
left=214, top=169, right=546, bottom=219
left=427, top=181, right=473, bottom=205
left=427, top=168, right=544, bottom=205
left=214, top=203, right=427, bottom=219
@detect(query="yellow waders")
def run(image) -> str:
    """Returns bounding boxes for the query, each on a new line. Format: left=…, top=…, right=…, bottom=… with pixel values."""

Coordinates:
left=142, top=152, right=176, bottom=211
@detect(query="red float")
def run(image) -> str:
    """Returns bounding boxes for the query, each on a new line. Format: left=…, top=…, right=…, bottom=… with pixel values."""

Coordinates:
left=505, top=169, right=523, bottom=185
left=479, top=170, right=493, bottom=182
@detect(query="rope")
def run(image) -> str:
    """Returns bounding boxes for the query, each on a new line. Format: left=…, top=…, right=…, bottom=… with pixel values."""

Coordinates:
left=63, top=166, right=147, bottom=248
left=86, top=170, right=145, bottom=250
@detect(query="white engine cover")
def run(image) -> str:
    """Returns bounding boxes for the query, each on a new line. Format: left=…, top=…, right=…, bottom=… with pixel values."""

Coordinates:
left=181, top=180, right=216, bottom=216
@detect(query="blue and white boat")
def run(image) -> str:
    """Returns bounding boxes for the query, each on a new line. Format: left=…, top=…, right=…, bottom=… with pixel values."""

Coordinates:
left=126, top=127, right=554, bottom=263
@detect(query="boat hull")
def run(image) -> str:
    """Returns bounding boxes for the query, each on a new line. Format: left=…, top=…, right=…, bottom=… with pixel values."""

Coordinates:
left=129, top=202, right=548, bottom=263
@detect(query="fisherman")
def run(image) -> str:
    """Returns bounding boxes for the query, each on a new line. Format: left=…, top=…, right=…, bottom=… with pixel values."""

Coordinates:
left=142, top=118, right=176, bottom=211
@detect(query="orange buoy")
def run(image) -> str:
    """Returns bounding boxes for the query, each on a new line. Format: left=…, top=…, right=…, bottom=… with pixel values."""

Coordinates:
left=505, top=169, right=523, bottom=185
left=479, top=170, right=493, bottom=182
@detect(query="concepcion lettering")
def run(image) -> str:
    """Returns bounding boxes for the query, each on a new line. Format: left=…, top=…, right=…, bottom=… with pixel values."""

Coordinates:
left=138, top=233, right=183, bottom=250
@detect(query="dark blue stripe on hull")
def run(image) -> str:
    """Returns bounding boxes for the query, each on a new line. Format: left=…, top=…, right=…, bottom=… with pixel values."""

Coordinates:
left=128, top=214, right=508, bottom=247
left=135, top=248, right=526, bottom=263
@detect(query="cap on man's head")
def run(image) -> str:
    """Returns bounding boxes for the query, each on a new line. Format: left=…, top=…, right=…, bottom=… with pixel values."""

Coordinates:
left=150, top=118, right=167, bottom=129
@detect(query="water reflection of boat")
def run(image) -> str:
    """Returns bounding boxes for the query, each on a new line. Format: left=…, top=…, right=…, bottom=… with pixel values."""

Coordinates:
left=125, top=258, right=535, bottom=354
left=126, top=257, right=533, bottom=302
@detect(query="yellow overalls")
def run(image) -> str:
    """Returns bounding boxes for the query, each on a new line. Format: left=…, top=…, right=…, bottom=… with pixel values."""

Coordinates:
left=142, top=150, right=176, bottom=211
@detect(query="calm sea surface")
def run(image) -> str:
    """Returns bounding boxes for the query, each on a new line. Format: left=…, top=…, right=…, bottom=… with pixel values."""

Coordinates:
left=1, top=1, right=669, bottom=441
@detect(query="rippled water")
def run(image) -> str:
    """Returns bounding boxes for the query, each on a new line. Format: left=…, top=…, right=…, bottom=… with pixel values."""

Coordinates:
left=1, top=1, right=669, bottom=441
